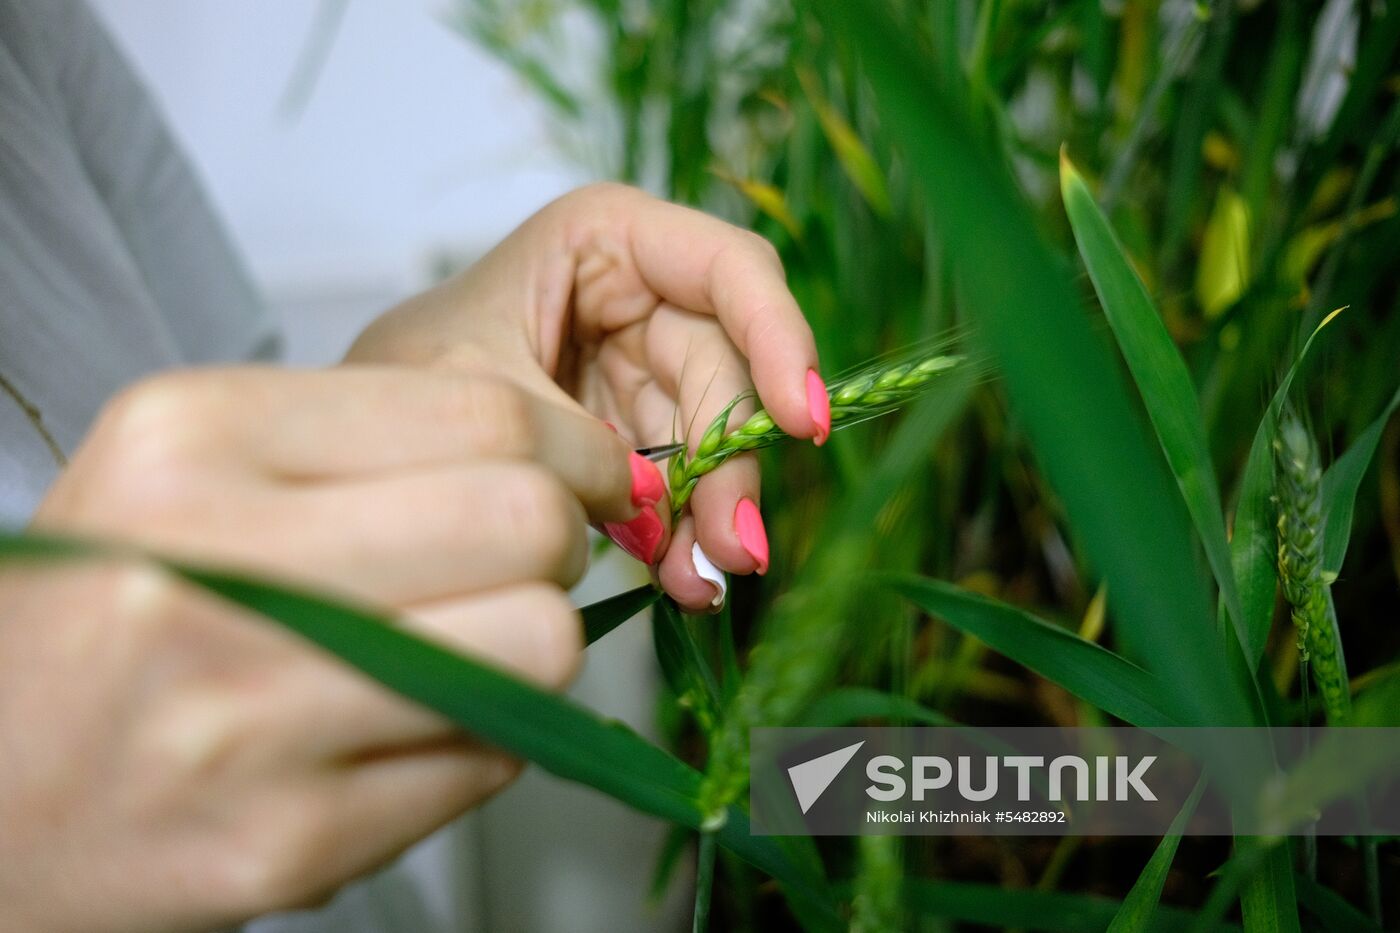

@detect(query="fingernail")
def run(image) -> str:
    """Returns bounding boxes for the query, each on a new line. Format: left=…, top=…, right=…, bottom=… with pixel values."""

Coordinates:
left=734, top=498, right=769, bottom=575
left=627, top=452, right=667, bottom=507
left=806, top=369, right=830, bottom=446
left=603, top=506, right=664, bottom=564
left=691, top=542, right=727, bottom=609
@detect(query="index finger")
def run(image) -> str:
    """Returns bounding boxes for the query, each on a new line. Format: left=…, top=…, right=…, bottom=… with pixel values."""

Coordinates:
left=198, top=367, right=652, bottom=524
left=612, top=192, right=828, bottom=444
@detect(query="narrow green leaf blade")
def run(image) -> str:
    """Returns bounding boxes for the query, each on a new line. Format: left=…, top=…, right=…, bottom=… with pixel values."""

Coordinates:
left=692, top=831, right=717, bottom=933
left=655, top=597, right=723, bottom=733
left=582, top=584, right=660, bottom=644
left=1238, top=840, right=1301, bottom=933
left=1294, top=874, right=1382, bottom=932
left=175, top=567, right=694, bottom=815
left=1108, top=778, right=1206, bottom=933
left=884, top=575, right=1183, bottom=727
left=1060, top=154, right=1243, bottom=639
left=1320, top=386, right=1400, bottom=573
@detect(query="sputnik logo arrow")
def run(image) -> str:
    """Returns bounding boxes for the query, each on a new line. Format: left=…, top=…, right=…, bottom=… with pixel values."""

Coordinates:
left=787, top=741, right=865, bottom=814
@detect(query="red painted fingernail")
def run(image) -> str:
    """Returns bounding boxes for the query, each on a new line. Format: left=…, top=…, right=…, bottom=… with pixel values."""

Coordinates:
left=806, top=369, right=830, bottom=446
left=628, top=452, right=666, bottom=507
left=734, top=498, right=769, bottom=575
left=603, top=506, right=664, bottom=565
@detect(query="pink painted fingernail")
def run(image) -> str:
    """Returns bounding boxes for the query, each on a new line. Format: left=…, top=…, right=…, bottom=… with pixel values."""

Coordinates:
left=628, top=452, right=666, bottom=507
left=604, top=507, right=664, bottom=564
left=734, top=498, right=769, bottom=575
left=806, top=369, right=830, bottom=446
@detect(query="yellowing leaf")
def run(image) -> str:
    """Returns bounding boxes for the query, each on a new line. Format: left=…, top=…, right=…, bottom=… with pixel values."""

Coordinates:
left=1283, top=198, right=1397, bottom=290
left=1079, top=583, right=1108, bottom=643
left=710, top=167, right=802, bottom=238
left=797, top=68, right=893, bottom=218
left=1195, top=186, right=1251, bottom=318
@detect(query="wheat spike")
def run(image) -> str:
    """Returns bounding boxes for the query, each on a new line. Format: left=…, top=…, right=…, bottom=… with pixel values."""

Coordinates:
left=1274, top=410, right=1351, bottom=724
left=667, top=351, right=964, bottom=513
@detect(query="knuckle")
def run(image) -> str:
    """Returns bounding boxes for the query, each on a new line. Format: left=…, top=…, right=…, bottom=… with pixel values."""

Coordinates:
left=134, top=684, right=253, bottom=793
left=97, top=376, right=222, bottom=510
left=742, top=229, right=782, bottom=266
left=516, top=584, right=584, bottom=688
left=112, top=565, right=186, bottom=646
left=497, top=466, right=587, bottom=584
left=103, top=374, right=213, bottom=450
left=445, top=376, right=536, bottom=458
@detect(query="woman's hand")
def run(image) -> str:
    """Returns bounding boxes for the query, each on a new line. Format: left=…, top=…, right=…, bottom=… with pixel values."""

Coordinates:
left=348, top=183, right=829, bottom=612
left=0, top=366, right=643, bottom=933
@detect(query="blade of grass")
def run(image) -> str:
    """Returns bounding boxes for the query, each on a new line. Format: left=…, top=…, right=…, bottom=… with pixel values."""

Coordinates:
left=1060, top=152, right=1246, bottom=652
left=1320, top=385, right=1400, bottom=574
left=797, top=68, right=893, bottom=219
left=583, top=584, right=661, bottom=644
left=1236, top=838, right=1301, bottom=933
left=693, top=831, right=717, bottom=933
left=1187, top=838, right=1296, bottom=933
left=648, top=825, right=690, bottom=906
left=1107, top=777, right=1207, bottom=933
left=0, top=531, right=838, bottom=925
left=654, top=598, right=723, bottom=734
left=1294, top=873, right=1382, bottom=932
left=883, top=575, right=1184, bottom=728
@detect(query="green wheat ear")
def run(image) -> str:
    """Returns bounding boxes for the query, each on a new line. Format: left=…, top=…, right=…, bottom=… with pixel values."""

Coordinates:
left=1273, top=409, right=1351, bottom=724
left=665, top=350, right=965, bottom=516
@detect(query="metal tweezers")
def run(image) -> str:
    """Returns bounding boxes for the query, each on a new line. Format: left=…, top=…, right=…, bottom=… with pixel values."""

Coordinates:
left=633, top=442, right=687, bottom=463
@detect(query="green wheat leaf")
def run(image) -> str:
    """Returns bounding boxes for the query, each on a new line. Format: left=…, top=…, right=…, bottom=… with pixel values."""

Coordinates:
left=883, top=574, right=1184, bottom=728
left=1320, top=385, right=1400, bottom=574
left=582, top=584, right=660, bottom=644
left=1060, top=152, right=1247, bottom=668
left=1108, top=777, right=1207, bottom=932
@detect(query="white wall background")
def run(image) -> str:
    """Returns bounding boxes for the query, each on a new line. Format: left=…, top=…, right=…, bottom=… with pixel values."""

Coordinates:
left=84, top=4, right=686, bottom=930
left=89, top=0, right=590, bottom=361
